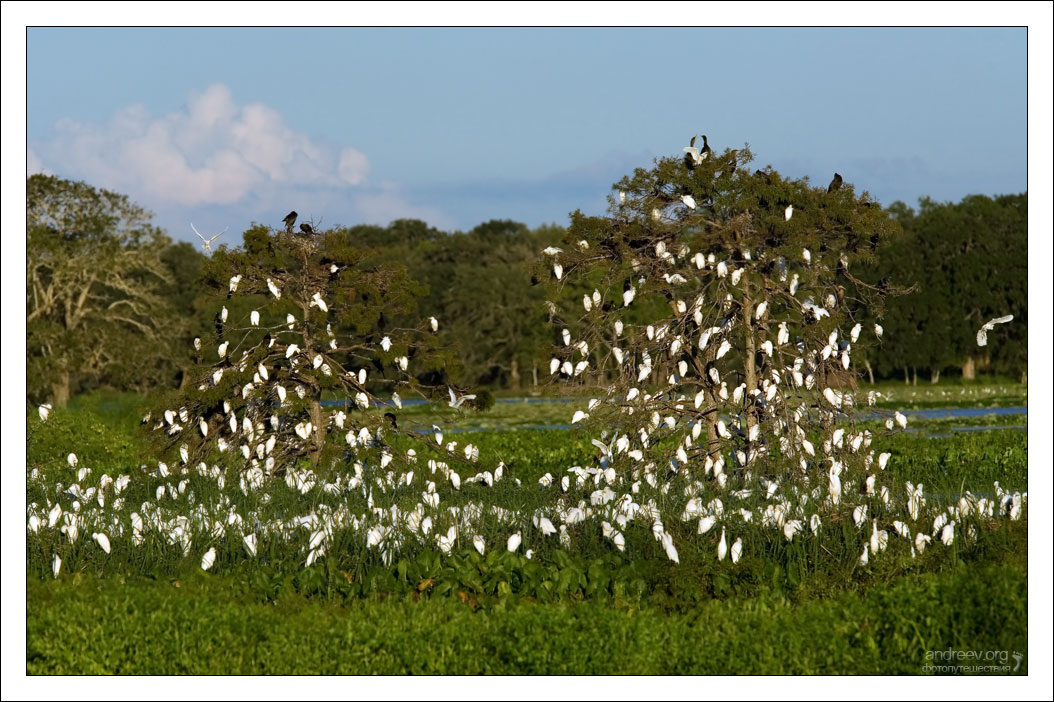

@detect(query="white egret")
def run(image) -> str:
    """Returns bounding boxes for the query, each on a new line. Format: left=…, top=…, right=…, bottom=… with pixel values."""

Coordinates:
left=429, top=316, right=439, bottom=332
left=976, top=315, right=1013, bottom=347
left=681, top=194, right=697, bottom=210
left=38, top=404, right=51, bottom=422
left=784, top=205, right=793, bottom=221
left=266, top=278, right=281, bottom=299
left=507, top=532, right=522, bottom=552
left=717, top=528, right=728, bottom=561
left=473, top=535, right=486, bottom=555
left=730, top=537, right=743, bottom=563
left=191, top=223, right=226, bottom=254
left=448, top=387, right=476, bottom=409
left=250, top=310, right=260, bottom=326
left=201, top=547, right=217, bottom=571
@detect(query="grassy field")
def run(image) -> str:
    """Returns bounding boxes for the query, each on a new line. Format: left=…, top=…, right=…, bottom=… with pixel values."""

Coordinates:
left=25, top=386, right=1028, bottom=674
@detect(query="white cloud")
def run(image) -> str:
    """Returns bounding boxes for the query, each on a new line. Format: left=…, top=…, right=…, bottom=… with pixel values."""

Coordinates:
left=338, top=148, right=370, bottom=186
left=33, top=84, right=370, bottom=207
left=27, top=148, right=46, bottom=176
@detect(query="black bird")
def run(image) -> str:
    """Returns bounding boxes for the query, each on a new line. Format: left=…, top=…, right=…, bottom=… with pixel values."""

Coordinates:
left=283, top=211, right=297, bottom=232
left=299, top=222, right=314, bottom=235
left=700, top=135, right=712, bottom=158
left=827, top=173, right=843, bottom=193
left=383, top=412, right=398, bottom=430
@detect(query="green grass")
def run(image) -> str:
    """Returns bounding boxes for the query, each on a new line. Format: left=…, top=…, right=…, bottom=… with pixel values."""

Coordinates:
left=25, top=392, right=1029, bottom=674
left=27, top=558, right=1026, bottom=675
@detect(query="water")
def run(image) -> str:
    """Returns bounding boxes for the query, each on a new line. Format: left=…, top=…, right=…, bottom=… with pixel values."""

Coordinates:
left=322, top=396, right=1026, bottom=437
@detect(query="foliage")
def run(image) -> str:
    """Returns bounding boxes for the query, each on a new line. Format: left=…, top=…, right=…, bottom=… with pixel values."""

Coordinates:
left=543, top=141, right=900, bottom=517
left=27, top=559, right=1026, bottom=674
left=858, top=194, right=1027, bottom=381
left=26, top=175, right=184, bottom=406
left=150, top=221, right=464, bottom=471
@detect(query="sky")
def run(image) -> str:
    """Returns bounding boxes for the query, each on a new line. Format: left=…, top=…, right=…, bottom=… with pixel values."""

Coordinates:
left=26, top=26, right=1028, bottom=242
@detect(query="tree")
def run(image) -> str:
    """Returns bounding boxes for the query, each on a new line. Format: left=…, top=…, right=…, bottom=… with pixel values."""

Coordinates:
left=544, top=141, right=900, bottom=485
left=27, top=175, right=180, bottom=407
left=858, top=194, right=1027, bottom=382
left=151, top=222, right=462, bottom=470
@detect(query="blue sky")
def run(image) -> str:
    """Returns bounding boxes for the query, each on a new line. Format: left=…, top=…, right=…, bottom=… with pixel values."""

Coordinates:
left=27, top=27, right=1027, bottom=241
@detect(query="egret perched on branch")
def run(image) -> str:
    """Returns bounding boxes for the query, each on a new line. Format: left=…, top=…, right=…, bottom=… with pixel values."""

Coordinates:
left=976, top=315, right=1013, bottom=347
left=190, top=223, right=227, bottom=254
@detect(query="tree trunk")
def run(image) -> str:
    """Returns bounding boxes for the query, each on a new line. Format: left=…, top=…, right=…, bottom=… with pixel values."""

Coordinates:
left=864, top=359, right=875, bottom=385
left=532, top=360, right=538, bottom=388
left=904, top=366, right=910, bottom=385
left=962, top=355, right=976, bottom=380
left=912, top=367, right=917, bottom=386
left=308, top=397, right=324, bottom=466
left=740, top=280, right=758, bottom=438
left=510, top=357, right=521, bottom=390
left=930, top=368, right=940, bottom=384
left=51, top=368, right=71, bottom=409
left=1020, top=368, right=1027, bottom=386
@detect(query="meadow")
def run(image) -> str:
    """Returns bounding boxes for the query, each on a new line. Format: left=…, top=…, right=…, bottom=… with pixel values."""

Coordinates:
left=25, top=386, right=1027, bottom=675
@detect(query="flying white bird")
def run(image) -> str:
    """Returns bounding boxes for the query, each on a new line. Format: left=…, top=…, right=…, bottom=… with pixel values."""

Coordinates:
left=448, top=387, right=476, bottom=409
left=191, top=223, right=226, bottom=254
left=976, top=315, right=1013, bottom=347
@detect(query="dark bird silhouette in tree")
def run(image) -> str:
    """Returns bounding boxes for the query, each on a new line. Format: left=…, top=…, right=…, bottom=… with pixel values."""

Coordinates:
left=300, top=223, right=314, bottom=235
left=283, top=211, right=298, bottom=232
left=827, top=173, right=843, bottom=193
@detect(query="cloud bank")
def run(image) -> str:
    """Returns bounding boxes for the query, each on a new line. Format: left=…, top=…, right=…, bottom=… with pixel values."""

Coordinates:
left=30, top=84, right=370, bottom=206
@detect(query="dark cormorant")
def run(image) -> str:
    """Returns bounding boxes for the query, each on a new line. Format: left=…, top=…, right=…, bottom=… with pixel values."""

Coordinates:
left=300, top=222, right=314, bottom=235
left=827, top=173, right=843, bottom=193
left=283, top=211, right=297, bottom=232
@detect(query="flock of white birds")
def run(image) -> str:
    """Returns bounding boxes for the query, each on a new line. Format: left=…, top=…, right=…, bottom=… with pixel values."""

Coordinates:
left=29, top=147, right=1024, bottom=578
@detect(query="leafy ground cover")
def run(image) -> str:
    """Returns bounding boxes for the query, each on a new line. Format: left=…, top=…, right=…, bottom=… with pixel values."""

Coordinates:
left=25, top=392, right=1027, bottom=674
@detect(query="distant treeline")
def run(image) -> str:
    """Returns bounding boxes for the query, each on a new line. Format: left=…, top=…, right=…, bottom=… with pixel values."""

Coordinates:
left=26, top=175, right=1027, bottom=405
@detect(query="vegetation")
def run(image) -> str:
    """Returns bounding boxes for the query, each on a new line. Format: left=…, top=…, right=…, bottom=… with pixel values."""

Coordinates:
left=24, top=147, right=1028, bottom=676
left=26, top=397, right=1026, bottom=674
left=26, top=177, right=1027, bottom=407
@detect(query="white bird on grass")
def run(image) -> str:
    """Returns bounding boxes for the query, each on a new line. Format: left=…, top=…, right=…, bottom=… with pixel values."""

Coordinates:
left=976, top=315, right=1013, bottom=347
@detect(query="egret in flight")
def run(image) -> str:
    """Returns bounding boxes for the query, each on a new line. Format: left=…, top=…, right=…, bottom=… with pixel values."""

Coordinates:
left=976, top=315, right=1013, bottom=347
left=191, top=223, right=227, bottom=254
